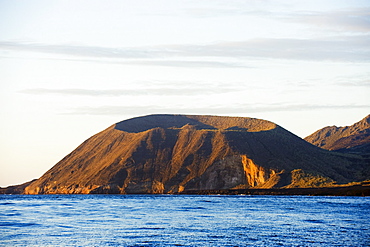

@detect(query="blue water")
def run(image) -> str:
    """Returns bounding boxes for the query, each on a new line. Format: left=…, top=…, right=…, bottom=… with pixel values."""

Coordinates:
left=1, top=195, right=369, bottom=246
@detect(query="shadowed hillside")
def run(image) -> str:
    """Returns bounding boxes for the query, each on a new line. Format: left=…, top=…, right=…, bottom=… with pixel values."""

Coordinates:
left=3, top=114, right=369, bottom=194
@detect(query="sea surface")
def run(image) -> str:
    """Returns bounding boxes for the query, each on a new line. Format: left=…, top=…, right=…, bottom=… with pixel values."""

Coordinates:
left=1, top=195, right=369, bottom=246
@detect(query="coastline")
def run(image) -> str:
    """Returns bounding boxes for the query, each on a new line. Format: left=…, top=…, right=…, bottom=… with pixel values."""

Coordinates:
left=1, top=182, right=369, bottom=196
left=179, top=183, right=370, bottom=197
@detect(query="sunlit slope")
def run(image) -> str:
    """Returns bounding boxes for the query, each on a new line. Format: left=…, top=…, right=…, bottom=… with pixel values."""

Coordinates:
left=24, top=114, right=369, bottom=194
left=305, top=114, right=370, bottom=153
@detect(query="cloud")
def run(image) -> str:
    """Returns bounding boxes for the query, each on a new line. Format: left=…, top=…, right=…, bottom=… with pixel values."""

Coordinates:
left=285, top=8, right=370, bottom=32
left=0, top=41, right=150, bottom=59
left=183, top=5, right=370, bottom=33
left=2, top=35, right=370, bottom=64
left=127, top=60, right=247, bottom=68
left=64, top=103, right=370, bottom=116
left=337, top=79, right=370, bottom=87
left=183, top=7, right=273, bottom=19
left=19, top=84, right=239, bottom=97
left=189, top=36, right=370, bottom=62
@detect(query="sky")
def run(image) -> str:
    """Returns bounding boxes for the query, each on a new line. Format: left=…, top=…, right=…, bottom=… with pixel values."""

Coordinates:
left=1, top=0, right=369, bottom=187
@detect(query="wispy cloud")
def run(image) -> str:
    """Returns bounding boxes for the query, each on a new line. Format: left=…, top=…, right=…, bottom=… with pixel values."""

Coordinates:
left=0, top=41, right=150, bottom=59
left=2, top=34, right=370, bottom=64
left=336, top=78, right=370, bottom=87
left=183, top=5, right=370, bottom=33
left=180, top=37, right=370, bottom=62
left=127, top=60, right=247, bottom=68
left=285, top=8, right=370, bottom=32
left=19, top=84, right=239, bottom=97
left=188, top=5, right=370, bottom=32
left=183, top=7, right=273, bottom=19
left=64, top=103, right=370, bottom=116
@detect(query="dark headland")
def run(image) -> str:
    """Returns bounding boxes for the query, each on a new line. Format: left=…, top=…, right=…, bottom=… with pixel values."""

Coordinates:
left=2, top=114, right=369, bottom=196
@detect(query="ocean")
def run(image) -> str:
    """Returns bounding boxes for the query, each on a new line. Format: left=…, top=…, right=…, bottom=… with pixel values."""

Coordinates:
left=1, top=195, right=369, bottom=246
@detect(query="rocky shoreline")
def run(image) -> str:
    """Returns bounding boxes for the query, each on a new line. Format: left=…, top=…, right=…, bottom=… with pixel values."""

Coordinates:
left=2, top=182, right=369, bottom=196
left=179, top=183, right=370, bottom=196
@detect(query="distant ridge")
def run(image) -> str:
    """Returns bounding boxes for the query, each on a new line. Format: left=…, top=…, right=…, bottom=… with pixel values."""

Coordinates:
left=2, top=114, right=369, bottom=194
left=305, top=114, right=370, bottom=154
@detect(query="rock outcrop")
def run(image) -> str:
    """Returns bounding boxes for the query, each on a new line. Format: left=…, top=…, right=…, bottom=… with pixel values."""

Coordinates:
left=16, top=114, right=370, bottom=194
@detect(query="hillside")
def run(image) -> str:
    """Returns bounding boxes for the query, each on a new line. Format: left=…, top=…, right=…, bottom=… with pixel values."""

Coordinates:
left=5, top=114, right=369, bottom=194
left=304, top=114, right=370, bottom=154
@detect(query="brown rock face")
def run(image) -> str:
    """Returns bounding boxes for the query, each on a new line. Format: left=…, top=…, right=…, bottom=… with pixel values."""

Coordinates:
left=304, top=114, right=370, bottom=153
left=23, top=114, right=369, bottom=194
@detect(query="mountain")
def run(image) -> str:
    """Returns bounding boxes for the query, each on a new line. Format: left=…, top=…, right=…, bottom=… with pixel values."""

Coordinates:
left=12, top=114, right=370, bottom=194
left=304, top=114, right=370, bottom=154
